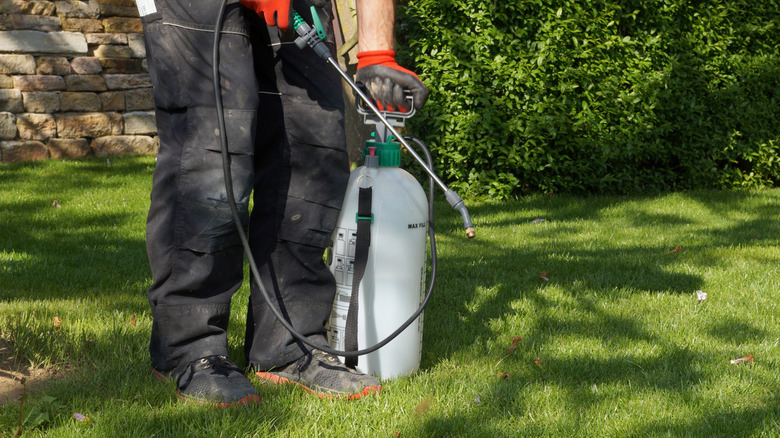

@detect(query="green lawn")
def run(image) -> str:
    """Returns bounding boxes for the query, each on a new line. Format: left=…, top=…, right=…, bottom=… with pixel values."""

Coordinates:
left=1, top=156, right=779, bottom=437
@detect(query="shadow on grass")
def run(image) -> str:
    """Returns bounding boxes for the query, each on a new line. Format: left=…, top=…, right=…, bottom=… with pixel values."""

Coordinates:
left=418, top=190, right=779, bottom=436
left=631, top=391, right=780, bottom=437
left=0, top=157, right=153, bottom=300
left=1, top=158, right=149, bottom=426
left=0, top=157, right=326, bottom=435
left=3, top=334, right=301, bottom=436
left=3, top=157, right=778, bottom=435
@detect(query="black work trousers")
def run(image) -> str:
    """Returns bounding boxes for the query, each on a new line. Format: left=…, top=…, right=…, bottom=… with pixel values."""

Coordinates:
left=140, top=0, right=349, bottom=372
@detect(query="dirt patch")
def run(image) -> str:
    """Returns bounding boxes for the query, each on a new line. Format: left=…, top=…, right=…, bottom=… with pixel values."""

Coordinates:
left=0, top=339, right=62, bottom=405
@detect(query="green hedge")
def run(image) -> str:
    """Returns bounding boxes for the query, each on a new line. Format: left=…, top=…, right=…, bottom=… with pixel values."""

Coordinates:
left=397, top=0, right=780, bottom=198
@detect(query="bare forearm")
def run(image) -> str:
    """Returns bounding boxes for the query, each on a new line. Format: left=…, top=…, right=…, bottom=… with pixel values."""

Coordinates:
left=356, top=0, right=395, bottom=51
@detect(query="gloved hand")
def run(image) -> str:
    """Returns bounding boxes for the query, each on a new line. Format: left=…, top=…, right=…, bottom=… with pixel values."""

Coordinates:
left=240, top=0, right=327, bottom=33
left=355, top=50, right=429, bottom=112
left=240, top=0, right=293, bottom=32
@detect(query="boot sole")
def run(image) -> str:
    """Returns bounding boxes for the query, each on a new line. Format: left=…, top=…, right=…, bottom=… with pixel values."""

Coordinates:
left=254, top=371, right=381, bottom=400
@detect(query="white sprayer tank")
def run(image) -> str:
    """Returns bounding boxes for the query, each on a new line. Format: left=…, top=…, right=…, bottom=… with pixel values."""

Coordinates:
left=327, top=141, right=428, bottom=379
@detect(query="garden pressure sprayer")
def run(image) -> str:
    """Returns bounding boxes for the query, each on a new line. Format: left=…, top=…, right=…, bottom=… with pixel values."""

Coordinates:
left=212, top=3, right=475, bottom=378
left=328, top=101, right=435, bottom=378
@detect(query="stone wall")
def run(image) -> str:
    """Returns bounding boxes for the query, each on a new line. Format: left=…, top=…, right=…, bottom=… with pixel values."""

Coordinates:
left=0, top=0, right=157, bottom=163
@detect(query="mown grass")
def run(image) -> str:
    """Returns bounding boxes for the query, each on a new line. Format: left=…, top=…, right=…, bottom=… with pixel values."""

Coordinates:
left=1, top=156, right=779, bottom=437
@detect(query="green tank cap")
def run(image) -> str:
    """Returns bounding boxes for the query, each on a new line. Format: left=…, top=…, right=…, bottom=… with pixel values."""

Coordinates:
left=365, top=138, right=401, bottom=167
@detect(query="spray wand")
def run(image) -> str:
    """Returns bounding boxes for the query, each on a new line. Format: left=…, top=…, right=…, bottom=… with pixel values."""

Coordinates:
left=291, top=8, right=475, bottom=239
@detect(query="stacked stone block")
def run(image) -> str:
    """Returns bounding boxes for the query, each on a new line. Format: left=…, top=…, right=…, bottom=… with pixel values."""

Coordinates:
left=0, top=0, right=158, bottom=163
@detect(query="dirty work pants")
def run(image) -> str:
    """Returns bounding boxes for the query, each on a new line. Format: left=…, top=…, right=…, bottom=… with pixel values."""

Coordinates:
left=140, top=0, right=349, bottom=372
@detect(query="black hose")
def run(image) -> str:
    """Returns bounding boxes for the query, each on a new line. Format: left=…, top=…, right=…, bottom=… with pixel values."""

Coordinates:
left=405, top=136, right=435, bottom=221
left=212, top=3, right=435, bottom=358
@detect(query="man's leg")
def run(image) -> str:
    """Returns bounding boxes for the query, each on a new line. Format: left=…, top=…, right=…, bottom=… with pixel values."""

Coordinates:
left=142, top=0, right=259, bottom=405
left=243, top=1, right=380, bottom=399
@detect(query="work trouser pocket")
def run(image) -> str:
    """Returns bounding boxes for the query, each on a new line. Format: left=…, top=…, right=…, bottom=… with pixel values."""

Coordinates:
left=277, top=101, right=349, bottom=248
left=177, top=107, right=257, bottom=253
left=140, top=5, right=252, bottom=110
left=140, top=12, right=184, bottom=108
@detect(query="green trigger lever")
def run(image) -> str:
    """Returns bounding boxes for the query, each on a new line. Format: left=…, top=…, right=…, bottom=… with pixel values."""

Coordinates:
left=310, top=6, right=326, bottom=41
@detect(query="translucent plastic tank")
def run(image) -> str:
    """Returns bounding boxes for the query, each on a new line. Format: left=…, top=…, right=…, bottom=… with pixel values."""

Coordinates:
left=327, top=141, right=428, bottom=379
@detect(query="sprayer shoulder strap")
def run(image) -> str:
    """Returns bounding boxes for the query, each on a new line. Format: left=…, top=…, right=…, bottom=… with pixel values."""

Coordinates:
left=345, top=186, right=372, bottom=369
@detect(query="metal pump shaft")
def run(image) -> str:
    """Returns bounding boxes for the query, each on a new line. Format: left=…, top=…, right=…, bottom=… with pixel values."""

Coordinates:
left=292, top=11, right=475, bottom=239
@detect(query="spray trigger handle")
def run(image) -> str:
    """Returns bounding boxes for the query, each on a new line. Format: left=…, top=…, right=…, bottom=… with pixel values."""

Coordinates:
left=292, top=9, right=331, bottom=59
left=309, top=6, right=327, bottom=41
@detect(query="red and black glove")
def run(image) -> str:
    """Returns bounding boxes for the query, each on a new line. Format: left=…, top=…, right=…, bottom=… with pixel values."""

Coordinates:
left=355, top=50, right=429, bottom=112
left=239, top=0, right=293, bottom=32
left=240, top=0, right=326, bottom=33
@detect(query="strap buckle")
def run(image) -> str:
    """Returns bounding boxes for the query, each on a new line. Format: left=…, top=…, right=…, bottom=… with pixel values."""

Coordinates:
left=355, top=213, right=374, bottom=224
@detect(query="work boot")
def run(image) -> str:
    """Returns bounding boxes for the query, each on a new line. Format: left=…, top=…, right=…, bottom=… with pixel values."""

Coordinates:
left=254, top=350, right=381, bottom=400
left=154, top=355, right=260, bottom=407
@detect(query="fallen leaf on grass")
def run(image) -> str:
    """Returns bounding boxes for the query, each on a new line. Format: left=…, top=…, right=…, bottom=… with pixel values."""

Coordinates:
left=671, top=245, right=682, bottom=253
left=507, top=336, right=523, bottom=354
left=534, top=357, right=542, bottom=366
left=52, top=200, right=61, bottom=208
left=53, top=316, right=62, bottom=329
left=130, top=314, right=136, bottom=326
left=540, top=272, right=549, bottom=282
left=393, top=432, right=401, bottom=438
left=730, top=354, right=754, bottom=365
left=497, top=372, right=510, bottom=379
left=415, top=399, right=432, bottom=416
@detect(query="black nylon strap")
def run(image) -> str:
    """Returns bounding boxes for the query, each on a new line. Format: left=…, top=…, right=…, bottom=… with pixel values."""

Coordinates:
left=345, top=186, right=372, bottom=369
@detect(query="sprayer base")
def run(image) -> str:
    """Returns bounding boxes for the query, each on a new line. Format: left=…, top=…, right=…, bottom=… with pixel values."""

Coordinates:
left=253, top=350, right=381, bottom=400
